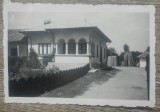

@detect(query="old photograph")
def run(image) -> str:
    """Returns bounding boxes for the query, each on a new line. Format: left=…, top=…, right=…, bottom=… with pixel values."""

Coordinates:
left=4, top=3, right=155, bottom=107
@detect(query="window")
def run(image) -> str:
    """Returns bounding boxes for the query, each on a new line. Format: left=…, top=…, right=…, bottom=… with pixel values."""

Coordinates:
left=57, top=39, right=66, bottom=54
left=68, top=39, right=76, bottom=54
left=97, top=45, right=99, bottom=57
left=11, top=48, right=18, bottom=56
left=39, top=43, right=51, bottom=55
left=91, top=41, right=95, bottom=57
left=79, top=38, right=86, bottom=54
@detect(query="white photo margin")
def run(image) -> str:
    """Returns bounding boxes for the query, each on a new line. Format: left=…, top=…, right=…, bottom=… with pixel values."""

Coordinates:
left=3, top=1, right=156, bottom=107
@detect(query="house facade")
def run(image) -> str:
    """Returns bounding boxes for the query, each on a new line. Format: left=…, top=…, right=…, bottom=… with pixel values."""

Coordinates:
left=8, top=26, right=111, bottom=68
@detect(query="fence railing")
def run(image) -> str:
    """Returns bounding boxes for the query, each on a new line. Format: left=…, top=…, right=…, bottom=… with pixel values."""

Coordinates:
left=9, top=63, right=90, bottom=97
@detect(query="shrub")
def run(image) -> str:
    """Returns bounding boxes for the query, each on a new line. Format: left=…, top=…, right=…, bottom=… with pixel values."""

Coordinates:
left=46, top=65, right=60, bottom=75
left=9, top=64, right=89, bottom=96
left=8, top=56, right=28, bottom=73
left=10, top=65, right=60, bottom=81
left=29, top=48, right=41, bottom=69
left=8, top=57, right=20, bottom=73
left=9, top=48, right=42, bottom=79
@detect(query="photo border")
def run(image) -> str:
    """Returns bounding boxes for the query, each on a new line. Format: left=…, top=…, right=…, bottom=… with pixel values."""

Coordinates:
left=3, top=2, right=156, bottom=107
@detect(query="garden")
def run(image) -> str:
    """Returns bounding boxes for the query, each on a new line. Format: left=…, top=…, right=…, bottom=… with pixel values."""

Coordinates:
left=8, top=49, right=90, bottom=96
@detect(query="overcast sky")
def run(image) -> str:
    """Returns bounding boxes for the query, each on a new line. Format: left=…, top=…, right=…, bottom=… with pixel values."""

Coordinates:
left=8, top=11, right=149, bottom=55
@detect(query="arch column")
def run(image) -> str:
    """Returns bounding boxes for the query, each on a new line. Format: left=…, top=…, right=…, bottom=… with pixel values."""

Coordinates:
left=76, top=42, right=79, bottom=55
left=55, top=43, right=58, bottom=55
left=87, top=42, right=90, bottom=55
left=65, top=42, right=68, bottom=55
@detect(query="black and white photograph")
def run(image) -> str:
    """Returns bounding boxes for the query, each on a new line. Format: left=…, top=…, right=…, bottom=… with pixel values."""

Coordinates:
left=3, top=3, right=155, bottom=107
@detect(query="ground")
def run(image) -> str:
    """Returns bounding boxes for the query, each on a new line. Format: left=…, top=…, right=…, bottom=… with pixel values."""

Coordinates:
left=41, top=67, right=148, bottom=100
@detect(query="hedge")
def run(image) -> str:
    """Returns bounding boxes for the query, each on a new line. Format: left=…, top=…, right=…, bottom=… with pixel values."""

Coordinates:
left=9, top=63, right=90, bottom=97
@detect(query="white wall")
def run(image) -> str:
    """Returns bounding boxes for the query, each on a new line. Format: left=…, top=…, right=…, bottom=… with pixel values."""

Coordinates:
left=107, top=56, right=118, bottom=67
left=140, top=58, right=146, bottom=67
left=55, top=55, right=89, bottom=63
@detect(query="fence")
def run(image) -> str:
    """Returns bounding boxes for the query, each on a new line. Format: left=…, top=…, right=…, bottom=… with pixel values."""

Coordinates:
left=9, top=63, right=90, bottom=97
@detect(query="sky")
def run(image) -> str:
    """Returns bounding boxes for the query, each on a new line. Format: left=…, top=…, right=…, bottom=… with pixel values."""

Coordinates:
left=8, top=11, right=149, bottom=55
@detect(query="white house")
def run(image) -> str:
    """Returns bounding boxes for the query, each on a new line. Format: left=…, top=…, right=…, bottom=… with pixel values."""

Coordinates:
left=137, top=51, right=149, bottom=68
left=8, top=26, right=111, bottom=68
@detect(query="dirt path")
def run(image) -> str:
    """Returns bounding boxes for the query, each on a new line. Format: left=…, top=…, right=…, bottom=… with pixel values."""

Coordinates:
left=41, top=67, right=119, bottom=98
left=41, top=67, right=148, bottom=100
left=76, top=67, right=148, bottom=100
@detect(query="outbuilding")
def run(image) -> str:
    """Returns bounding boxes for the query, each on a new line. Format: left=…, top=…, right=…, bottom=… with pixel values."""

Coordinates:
left=137, top=51, right=149, bottom=68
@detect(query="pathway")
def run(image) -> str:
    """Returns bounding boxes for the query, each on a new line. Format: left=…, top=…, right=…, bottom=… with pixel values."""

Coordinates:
left=41, top=67, right=148, bottom=100
left=76, top=67, right=148, bottom=100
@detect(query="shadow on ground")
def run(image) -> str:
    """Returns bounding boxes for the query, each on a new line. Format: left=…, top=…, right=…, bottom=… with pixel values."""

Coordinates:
left=41, top=67, right=121, bottom=98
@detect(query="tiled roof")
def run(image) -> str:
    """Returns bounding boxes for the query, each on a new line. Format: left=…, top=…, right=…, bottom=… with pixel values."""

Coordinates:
left=137, top=51, right=149, bottom=59
left=8, top=29, right=25, bottom=42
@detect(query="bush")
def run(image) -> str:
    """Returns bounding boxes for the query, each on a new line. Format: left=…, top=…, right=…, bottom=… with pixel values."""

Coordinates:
left=9, top=64, right=89, bottom=96
left=29, top=48, right=41, bottom=69
left=8, top=56, right=29, bottom=73
left=10, top=65, right=60, bottom=81
left=9, top=48, right=42, bottom=79
left=46, top=65, right=60, bottom=75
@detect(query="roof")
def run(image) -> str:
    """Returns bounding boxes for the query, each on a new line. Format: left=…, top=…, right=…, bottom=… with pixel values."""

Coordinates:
left=19, top=24, right=112, bottom=42
left=137, top=51, right=149, bottom=59
left=20, top=27, right=45, bottom=32
left=8, top=30, right=25, bottom=42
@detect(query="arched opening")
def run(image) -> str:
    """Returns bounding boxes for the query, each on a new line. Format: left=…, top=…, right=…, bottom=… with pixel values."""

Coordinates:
left=57, top=39, right=66, bottom=54
left=68, top=39, right=76, bottom=54
left=78, top=38, right=87, bottom=54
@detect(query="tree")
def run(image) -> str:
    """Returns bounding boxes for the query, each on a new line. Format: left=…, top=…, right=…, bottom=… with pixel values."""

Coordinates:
left=29, top=48, right=41, bottom=69
left=123, top=44, right=134, bottom=66
left=130, top=51, right=142, bottom=66
left=123, top=44, right=129, bottom=52
left=108, top=47, right=116, bottom=56
left=118, top=52, right=125, bottom=66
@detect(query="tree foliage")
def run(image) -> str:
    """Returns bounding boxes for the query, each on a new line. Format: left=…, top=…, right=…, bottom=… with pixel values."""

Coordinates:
left=29, top=48, right=41, bottom=69
left=109, top=47, right=116, bottom=55
left=123, top=44, right=129, bottom=52
left=118, top=52, right=125, bottom=66
left=107, top=47, right=117, bottom=56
